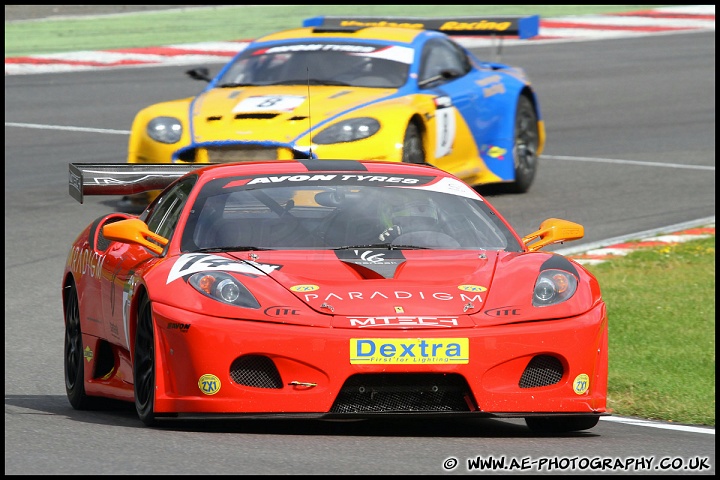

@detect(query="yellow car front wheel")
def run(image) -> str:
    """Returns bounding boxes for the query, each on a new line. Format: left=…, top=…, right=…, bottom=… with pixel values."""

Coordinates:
left=401, top=122, right=425, bottom=164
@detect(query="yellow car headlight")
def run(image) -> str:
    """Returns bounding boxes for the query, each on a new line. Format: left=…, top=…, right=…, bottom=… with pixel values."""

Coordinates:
left=313, top=117, right=380, bottom=144
left=147, top=116, right=183, bottom=144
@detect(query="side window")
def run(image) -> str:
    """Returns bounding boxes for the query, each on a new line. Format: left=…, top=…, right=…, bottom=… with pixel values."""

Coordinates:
left=419, top=38, right=471, bottom=86
left=143, top=177, right=196, bottom=242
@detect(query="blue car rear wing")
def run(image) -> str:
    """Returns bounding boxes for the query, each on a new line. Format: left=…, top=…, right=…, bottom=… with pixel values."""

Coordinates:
left=303, top=15, right=540, bottom=39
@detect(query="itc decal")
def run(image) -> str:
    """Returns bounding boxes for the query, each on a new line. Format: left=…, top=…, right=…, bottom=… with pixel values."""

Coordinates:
left=484, top=307, right=521, bottom=317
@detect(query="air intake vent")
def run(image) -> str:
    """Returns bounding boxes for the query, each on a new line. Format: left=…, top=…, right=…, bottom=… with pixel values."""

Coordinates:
left=230, top=355, right=283, bottom=389
left=97, top=227, right=111, bottom=251
left=205, top=146, right=280, bottom=162
left=519, top=355, right=564, bottom=388
left=234, top=113, right=278, bottom=120
left=97, top=217, right=124, bottom=251
left=330, top=373, right=474, bottom=413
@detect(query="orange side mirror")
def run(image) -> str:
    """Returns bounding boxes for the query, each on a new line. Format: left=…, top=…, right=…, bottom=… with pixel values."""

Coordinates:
left=522, top=218, right=584, bottom=252
left=103, top=218, right=168, bottom=255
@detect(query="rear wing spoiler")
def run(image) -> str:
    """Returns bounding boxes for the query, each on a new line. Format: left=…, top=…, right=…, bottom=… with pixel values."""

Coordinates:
left=303, top=15, right=540, bottom=39
left=69, top=163, right=205, bottom=204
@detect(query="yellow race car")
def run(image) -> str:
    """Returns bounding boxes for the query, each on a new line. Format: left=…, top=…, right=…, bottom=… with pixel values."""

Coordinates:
left=127, top=15, right=545, bottom=204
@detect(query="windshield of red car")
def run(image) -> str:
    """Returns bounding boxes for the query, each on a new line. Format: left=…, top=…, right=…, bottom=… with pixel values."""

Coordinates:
left=181, top=175, right=521, bottom=252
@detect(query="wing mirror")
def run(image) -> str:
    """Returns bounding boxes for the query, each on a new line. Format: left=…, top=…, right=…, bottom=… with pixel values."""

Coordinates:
left=186, top=67, right=212, bottom=82
left=103, top=218, right=168, bottom=255
left=522, top=218, right=584, bottom=252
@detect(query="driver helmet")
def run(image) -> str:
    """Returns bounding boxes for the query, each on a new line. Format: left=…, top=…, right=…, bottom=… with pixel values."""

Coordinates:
left=380, top=195, right=440, bottom=228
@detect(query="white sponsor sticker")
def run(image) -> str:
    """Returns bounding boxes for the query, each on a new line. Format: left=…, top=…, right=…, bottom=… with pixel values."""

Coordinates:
left=233, top=95, right=306, bottom=113
left=167, top=253, right=278, bottom=284
left=434, top=104, right=456, bottom=158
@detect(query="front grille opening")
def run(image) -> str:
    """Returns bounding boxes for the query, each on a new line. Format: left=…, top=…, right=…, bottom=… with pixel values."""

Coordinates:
left=177, top=149, right=197, bottom=162
left=519, top=354, right=564, bottom=388
left=206, top=146, right=280, bottom=163
left=330, top=373, right=474, bottom=413
left=230, top=355, right=283, bottom=389
left=233, top=113, right=278, bottom=120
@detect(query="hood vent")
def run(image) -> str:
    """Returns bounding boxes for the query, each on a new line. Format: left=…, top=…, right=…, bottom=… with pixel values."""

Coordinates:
left=335, top=248, right=406, bottom=279
left=233, top=113, right=279, bottom=120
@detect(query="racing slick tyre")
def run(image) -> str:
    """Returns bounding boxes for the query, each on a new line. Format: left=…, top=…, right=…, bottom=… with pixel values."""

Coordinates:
left=525, top=415, right=600, bottom=434
left=64, top=281, right=101, bottom=409
left=134, top=294, right=158, bottom=426
left=507, top=95, right=540, bottom=194
left=401, top=122, right=425, bottom=164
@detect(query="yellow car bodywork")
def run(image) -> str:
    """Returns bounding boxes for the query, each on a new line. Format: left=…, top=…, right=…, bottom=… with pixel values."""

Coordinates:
left=127, top=19, right=545, bottom=203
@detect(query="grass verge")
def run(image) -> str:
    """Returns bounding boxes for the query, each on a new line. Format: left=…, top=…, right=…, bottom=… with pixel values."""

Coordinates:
left=583, top=234, right=715, bottom=426
left=5, top=5, right=666, bottom=57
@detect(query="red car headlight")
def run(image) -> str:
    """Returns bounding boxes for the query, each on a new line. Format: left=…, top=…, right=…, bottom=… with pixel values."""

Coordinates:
left=532, top=269, right=578, bottom=307
left=188, top=271, right=260, bottom=308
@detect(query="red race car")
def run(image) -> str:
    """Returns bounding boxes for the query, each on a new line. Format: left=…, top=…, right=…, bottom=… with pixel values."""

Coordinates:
left=63, top=159, right=608, bottom=433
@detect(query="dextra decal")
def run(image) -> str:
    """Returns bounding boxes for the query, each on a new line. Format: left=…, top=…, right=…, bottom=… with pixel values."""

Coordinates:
left=167, top=253, right=279, bottom=284
left=350, top=338, right=469, bottom=364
